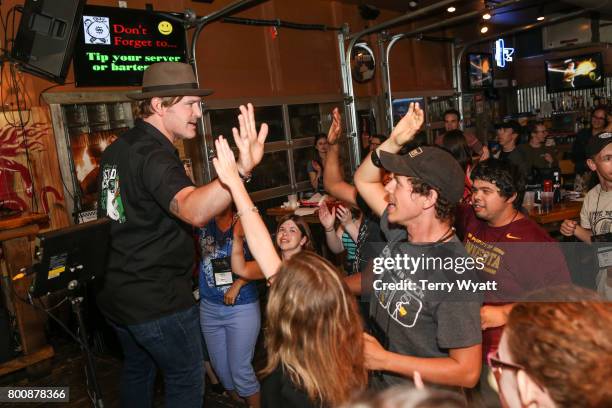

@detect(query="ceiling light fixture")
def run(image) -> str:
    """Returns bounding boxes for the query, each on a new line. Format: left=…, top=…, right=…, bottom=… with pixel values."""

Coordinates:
left=447, top=6, right=456, bottom=13
left=537, top=16, right=545, bottom=21
left=482, top=12, right=491, bottom=20
left=409, top=1, right=418, bottom=8
left=480, top=22, right=489, bottom=34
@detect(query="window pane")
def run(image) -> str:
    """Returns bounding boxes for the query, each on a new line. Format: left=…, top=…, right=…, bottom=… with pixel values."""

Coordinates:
left=292, top=147, right=314, bottom=183
left=208, top=105, right=285, bottom=144
left=288, top=103, right=321, bottom=139
left=247, top=150, right=290, bottom=192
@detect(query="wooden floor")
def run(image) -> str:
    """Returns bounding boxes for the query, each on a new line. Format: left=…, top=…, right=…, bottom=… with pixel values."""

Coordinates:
left=0, top=339, right=244, bottom=408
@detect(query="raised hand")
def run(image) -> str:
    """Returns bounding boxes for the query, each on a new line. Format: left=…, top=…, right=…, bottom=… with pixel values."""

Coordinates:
left=327, top=107, right=342, bottom=145
left=389, top=102, right=424, bottom=147
left=212, top=136, right=242, bottom=188
left=336, top=205, right=353, bottom=227
left=317, top=202, right=335, bottom=230
left=232, top=103, right=268, bottom=176
left=311, top=160, right=322, bottom=174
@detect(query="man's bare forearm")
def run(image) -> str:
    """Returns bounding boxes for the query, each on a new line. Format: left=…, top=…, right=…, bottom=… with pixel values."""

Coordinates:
left=381, top=347, right=481, bottom=388
left=171, top=180, right=232, bottom=227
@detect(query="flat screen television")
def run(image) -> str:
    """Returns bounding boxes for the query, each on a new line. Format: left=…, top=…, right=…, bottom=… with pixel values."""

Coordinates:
left=72, top=5, right=187, bottom=87
left=545, top=52, right=605, bottom=93
left=467, top=53, right=494, bottom=90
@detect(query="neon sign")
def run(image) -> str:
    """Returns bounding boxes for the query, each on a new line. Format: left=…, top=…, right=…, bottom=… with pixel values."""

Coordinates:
left=494, top=39, right=514, bottom=68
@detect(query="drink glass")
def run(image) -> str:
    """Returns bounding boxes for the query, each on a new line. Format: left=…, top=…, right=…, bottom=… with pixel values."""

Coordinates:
left=541, top=191, right=554, bottom=213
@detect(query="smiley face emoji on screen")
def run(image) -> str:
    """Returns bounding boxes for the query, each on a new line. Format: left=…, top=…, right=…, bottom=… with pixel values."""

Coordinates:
left=158, top=21, right=173, bottom=35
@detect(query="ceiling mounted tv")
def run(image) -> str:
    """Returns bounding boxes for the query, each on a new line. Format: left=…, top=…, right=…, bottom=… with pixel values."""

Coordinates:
left=467, top=53, right=494, bottom=91
left=545, top=52, right=605, bottom=93
left=72, top=5, right=187, bottom=87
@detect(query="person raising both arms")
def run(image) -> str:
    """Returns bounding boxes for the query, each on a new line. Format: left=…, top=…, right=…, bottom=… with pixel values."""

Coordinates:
left=212, top=137, right=367, bottom=408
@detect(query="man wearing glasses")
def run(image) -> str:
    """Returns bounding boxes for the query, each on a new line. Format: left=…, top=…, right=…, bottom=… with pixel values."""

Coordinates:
left=573, top=106, right=608, bottom=175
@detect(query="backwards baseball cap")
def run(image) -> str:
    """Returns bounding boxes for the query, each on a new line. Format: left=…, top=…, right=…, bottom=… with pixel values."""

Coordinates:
left=379, top=146, right=464, bottom=203
left=495, top=120, right=522, bottom=135
left=586, top=132, right=612, bottom=157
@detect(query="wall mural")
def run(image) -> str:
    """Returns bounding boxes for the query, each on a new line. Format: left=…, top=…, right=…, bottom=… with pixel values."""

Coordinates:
left=0, top=107, right=70, bottom=230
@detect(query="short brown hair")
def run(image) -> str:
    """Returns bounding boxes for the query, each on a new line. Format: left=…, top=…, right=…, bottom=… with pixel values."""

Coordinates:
left=506, top=286, right=612, bottom=407
left=411, top=178, right=455, bottom=223
left=137, top=96, right=183, bottom=118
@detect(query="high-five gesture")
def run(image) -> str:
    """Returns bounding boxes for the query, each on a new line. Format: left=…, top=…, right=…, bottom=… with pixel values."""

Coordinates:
left=212, top=136, right=242, bottom=189
left=327, top=107, right=342, bottom=145
left=389, top=102, right=424, bottom=147
left=232, top=103, right=268, bottom=176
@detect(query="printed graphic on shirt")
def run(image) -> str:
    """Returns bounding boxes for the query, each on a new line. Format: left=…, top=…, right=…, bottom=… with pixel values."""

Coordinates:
left=589, top=209, right=612, bottom=235
left=100, top=164, right=126, bottom=223
left=464, top=232, right=504, bottom=276
left=375, top=245, right=423, bottom=328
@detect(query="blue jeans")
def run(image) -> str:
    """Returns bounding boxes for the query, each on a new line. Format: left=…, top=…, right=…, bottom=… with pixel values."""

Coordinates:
left=110, top=305, right=203, bottom=408
left=200, top=299, right=260, bottom=397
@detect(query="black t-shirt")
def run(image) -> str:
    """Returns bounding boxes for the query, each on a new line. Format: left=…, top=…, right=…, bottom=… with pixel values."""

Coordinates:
left=261, top=366, right=321, bottom=408
left=97, top=120, right=195, bottom=325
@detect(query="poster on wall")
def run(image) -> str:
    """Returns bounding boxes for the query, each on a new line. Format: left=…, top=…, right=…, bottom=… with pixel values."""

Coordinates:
left=72, top=5, right=187, bottom=87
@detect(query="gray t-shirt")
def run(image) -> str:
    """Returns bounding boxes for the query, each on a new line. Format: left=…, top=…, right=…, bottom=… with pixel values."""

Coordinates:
left=369, top=210, right=482, bottom=388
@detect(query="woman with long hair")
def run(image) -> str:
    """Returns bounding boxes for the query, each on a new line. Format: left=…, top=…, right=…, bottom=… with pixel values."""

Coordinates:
left=212, top=136, right=367, bottom=407
left=261, top=252, right=367, bottom=407
left=308, top=133, right=328, bottom=194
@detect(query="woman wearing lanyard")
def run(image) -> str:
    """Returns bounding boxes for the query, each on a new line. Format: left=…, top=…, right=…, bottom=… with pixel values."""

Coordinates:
left=198, top=204, right=261, bottom=407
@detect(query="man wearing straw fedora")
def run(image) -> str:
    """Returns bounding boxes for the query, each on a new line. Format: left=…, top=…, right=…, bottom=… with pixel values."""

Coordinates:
left=97, top=62, right=268, bottom=407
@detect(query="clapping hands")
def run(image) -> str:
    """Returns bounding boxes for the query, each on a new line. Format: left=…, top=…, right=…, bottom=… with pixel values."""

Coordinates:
left=389, top=102, right=424, bottom=147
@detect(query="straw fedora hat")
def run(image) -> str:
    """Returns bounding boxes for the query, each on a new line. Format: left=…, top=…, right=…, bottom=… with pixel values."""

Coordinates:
left=127, top=62, right=213, bottom=100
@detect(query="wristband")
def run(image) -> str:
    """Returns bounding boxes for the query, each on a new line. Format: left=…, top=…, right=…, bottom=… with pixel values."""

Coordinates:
left=239, top=172, right=252, bottom=183
left=324, top=226, right=335, bottom=232
left=371, top=149, right=383, bottom=168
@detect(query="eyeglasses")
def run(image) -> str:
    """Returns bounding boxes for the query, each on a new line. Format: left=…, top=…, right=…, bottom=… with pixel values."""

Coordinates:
left=592, top=116, right=606, bottom=120
left=488, top=350, right=525, bottom=374
left=488, top=350, right=546, bottom=392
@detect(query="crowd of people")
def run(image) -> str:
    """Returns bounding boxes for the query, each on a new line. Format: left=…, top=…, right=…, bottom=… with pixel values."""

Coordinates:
left=96, top=62, right=611, bottom=408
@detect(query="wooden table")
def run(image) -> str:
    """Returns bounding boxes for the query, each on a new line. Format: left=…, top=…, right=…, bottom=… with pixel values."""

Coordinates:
left=266, top=206, right=321, bottom=224
left=528, top=200, right=582, bottom=225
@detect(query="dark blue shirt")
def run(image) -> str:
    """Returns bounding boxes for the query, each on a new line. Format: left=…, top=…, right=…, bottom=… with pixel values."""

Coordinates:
left=198, top=219, right=258, bottom=305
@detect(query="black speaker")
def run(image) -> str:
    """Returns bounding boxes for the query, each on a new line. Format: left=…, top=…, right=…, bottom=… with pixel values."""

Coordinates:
left=11, top=0, right=86, bottom=84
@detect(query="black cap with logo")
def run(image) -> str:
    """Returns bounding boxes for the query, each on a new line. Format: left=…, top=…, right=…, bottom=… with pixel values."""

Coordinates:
left=379, top=146, right=465, bottom=203
left=586, top=132, right=612, bottom=157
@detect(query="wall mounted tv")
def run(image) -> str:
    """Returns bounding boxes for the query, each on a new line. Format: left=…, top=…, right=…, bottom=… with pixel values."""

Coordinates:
left=72, top=5, right=187, bottom=87
left=545, top=53, right=605, bottom=93
left=467, top=53, right=494, bottom=90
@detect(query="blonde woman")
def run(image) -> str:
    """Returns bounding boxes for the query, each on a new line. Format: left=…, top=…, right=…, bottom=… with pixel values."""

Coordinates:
left=213, top=135, right=367, bottom=407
